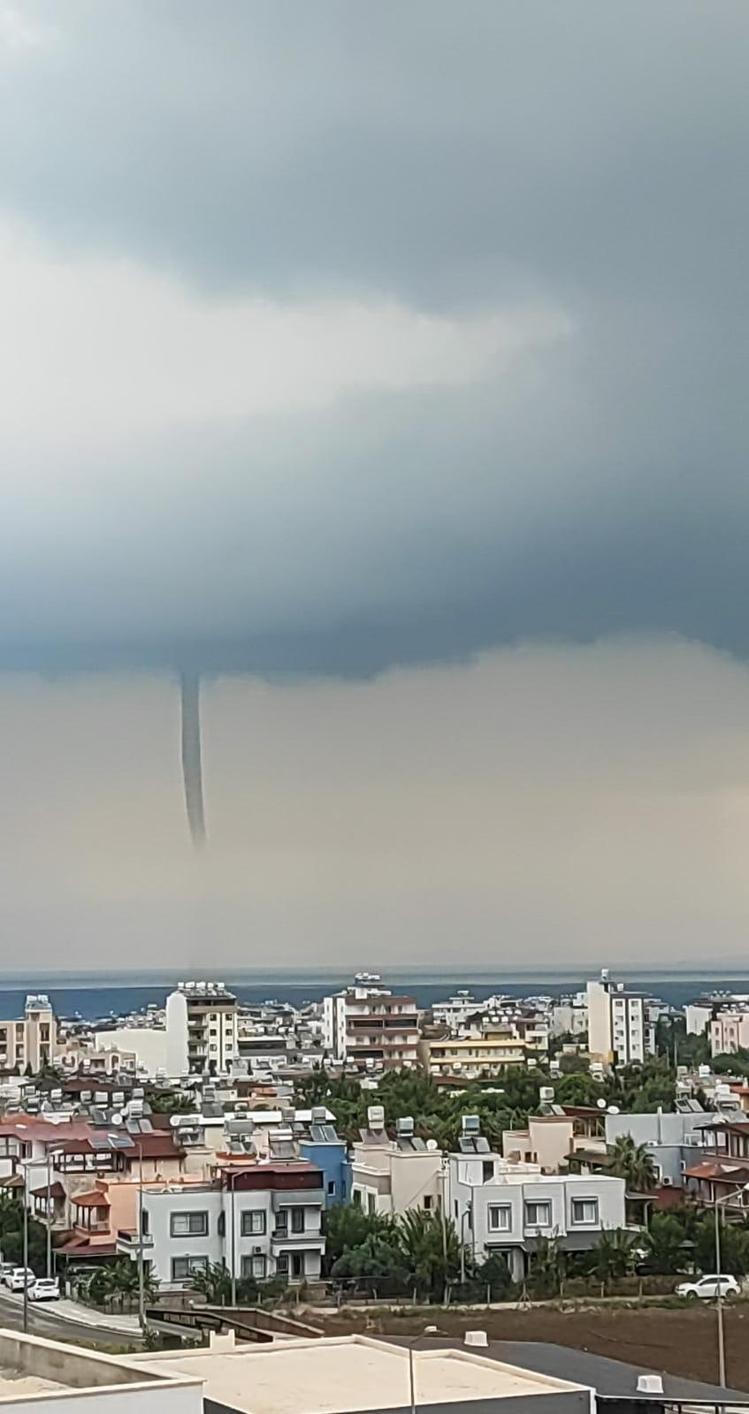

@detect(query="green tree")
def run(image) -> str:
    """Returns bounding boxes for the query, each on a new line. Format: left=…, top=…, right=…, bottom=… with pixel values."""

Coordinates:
left=694, top=1217, right=749, bottom=1277
left=608, top=1135, right=658, bottom=1192
left=323, top=1203, right=392, bottom=1269
left=191, top=1260, right=233, bottom=1305
left=588, top=1228, right=636, bottom=1286
left=644, top=1212, right=689, bottom=1274
left=526, top=1236, right=564, bottom=1299
left=397, top=1209, right=461, bottom=1302
left=475, top=1251, right=515, bottom=1299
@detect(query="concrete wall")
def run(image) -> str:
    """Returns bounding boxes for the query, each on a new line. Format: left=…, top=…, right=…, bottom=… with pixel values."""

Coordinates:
left=0, top=1332, right=201, bottom=1414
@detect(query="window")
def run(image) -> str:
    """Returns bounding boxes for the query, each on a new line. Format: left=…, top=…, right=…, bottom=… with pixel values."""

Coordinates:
left=571, top=1197, right=599, bottom=1225
left=423, top=1194, right=433, bottom=1211
left=327, top=1180, right=336, bottom=1197
left=291, top=1207, right=305, bottom=1233
left=241, top=1209, right=266, bottom=1236
left=242, top=1254, right=267, bottom=1279
left=353, top=1189, right=362, bottom=1207
left=276, top=1253, right=289, bottom=1276
left=171, top=1256, right=208, bottom=1281
left=524, top=1200, right=551, bottom=1228
left=170, top=1211, right=208, bottom=1237
left=488, top=1204, right=512, bottom=1232
left=482, top=1160, right=494, bottom=1183
left=367, top=1192, right=376, bottom=1216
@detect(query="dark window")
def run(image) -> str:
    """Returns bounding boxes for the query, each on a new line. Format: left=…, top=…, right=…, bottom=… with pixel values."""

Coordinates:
left=170, top=1211, right=208, bottom=1237
left=171, top=1255, right=209, bottom=1281
left=241, top=1210, right=266, bottom=1236
left=290, top=1207, right=305, bottom=1233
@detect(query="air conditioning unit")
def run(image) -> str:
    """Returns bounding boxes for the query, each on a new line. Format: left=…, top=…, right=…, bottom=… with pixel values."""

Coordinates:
left=253, top=1245, right=264, bottom=1255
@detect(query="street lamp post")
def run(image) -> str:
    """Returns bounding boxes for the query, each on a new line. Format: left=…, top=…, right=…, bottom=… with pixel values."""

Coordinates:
left=137, top=1141, right=146, bottom=1333
left=230, top=1171, right=237, bottom=1308
left=713, top=1182, right=749, bottom=1388
left=408, top=1327, right=440, bottom=1414
left=459, top=1207, right=472, bottom=1286
left=44, top=1146, right=63, bottom=1280
left=22, top=1167, right=29, bottom=1335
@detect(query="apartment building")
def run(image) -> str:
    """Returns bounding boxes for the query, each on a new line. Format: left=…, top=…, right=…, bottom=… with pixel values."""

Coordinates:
left=604, top=1109, right=707, bottom=1194
left=709, top=1008, right=749, bottom=1057
left=586, top=971, right=654, bottom=1066
left=349, top=1110, right=443, bottom=1216
left=166, top=981, right=239, bottom=1077
left=448, top=1118, right=627, bottom=1281
left=125, top=1160, right=325, bottom=1287
left=424, top=1030, right=532, bottom=1080
left=322, top=979, right=419, bottom=1071
left=0, top=995, right=59, bottom=1074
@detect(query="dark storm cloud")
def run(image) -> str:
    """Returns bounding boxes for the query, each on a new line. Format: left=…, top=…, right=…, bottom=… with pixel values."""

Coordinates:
left=1, top=0, right=748, bottom=673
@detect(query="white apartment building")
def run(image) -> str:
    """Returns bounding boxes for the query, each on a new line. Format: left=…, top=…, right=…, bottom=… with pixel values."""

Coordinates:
left=322, top=980, right=419, bottom=1070
left=550, top=993, right=589, bottom=1039
left=166, top=981, right=239, bottom=1077
left=350, top=1111, right=443, bottom=1216
left=130, top=1161, right=325, bottom=1287
left=586, top=971, right=654, bottom=1065
left=709, top=1008, right=749, bottom=1057
left=448, top=1121, right=627, bottom=1282
left=0, top=995, right=59, bottom=1074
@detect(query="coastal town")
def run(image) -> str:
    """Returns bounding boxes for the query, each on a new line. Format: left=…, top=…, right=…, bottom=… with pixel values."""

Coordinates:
left=0, top=970, right=748, bottom=1308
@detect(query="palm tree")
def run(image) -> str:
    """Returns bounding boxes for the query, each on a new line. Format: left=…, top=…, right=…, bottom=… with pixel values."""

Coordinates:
left=397, top=1209, right=461, bottom=1301
left=527, top=1236, right=564, bottom=1299
left=589, top=1228, right=636, bottom=1287
left=191, top=1260, right=232, bottom=1305
left=608, top=1135, right=657, bottom=1192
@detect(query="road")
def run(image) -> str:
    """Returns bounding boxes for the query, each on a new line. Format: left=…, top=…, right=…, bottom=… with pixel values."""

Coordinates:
left=0, top=1287, right=142, bottom=1349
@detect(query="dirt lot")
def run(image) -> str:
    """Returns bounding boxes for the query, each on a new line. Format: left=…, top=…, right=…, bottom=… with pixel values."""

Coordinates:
left=307, top=1303, right=749, bottom=1390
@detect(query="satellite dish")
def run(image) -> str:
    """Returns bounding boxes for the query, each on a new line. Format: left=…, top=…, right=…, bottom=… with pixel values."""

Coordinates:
left=110, top=1112, right=124, bottom=1127
left=426, top=1139, right=438, bottom=1151
left=596, top=1097, right=607, bottom=1109
left=607, top=1104, right=620, bottom=1115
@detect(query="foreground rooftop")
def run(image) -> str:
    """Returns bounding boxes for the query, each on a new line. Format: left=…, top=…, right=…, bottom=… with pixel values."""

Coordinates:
left=135, top=1334, right=590, bottom=1414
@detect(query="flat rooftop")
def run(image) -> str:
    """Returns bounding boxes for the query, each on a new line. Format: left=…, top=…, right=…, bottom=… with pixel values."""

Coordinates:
left=138, top=1335, right=590, bottom=1414
left=0, top=1328, right=200, bottom=1409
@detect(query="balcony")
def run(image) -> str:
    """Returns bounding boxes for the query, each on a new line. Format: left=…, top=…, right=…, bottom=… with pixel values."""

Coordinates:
left=116, top=1228, right=154, bottom=1254
left=271, top=1228, right=324, bottom=1247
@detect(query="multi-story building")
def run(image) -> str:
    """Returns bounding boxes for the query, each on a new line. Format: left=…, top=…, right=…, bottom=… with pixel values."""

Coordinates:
left=448, top=1118, right=627, bottom=1282
left=123, top=1160, right=325, bottom=1287
left=604, top=1109, right=707, bottom=1194
left=709, top=1008, right=749, bottom=1057
left=166, top=981, right=239, bottom=1077
left=586, top=971, right=654, bottom=1066
left=0, top=995, right=59, bottom=1074
left=349, top=1109, right=443, bottom=1216
left=322, top=978, right=419, bottom=1071
left=550, top=993, right=589, bottom=1039
left=423, top=1029, right=533, bottom=1080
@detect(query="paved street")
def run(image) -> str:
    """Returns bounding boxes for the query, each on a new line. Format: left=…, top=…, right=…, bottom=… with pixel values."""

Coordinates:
left=0, top=1287, right=141, bottom=1348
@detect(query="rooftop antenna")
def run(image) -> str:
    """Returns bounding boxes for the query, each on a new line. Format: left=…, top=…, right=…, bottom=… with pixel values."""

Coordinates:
left=180, top=672, right=206, bottom=847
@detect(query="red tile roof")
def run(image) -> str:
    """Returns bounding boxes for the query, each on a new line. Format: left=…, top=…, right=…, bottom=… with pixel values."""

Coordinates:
left=73, top=1191, right=111, bottom=1208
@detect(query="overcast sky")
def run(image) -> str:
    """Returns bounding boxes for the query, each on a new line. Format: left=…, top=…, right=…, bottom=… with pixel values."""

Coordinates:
left=2, top=2, right=748, bottom=969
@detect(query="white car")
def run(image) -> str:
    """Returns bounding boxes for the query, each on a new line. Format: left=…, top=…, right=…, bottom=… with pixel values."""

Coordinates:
left=0, top=1264, right=15, bottom=1286
left=7, top=1268, right=35, bottom=1292
left=28, top=1278, right=60, bottom=1303
left=676, top=1274, right=741, bottom=1300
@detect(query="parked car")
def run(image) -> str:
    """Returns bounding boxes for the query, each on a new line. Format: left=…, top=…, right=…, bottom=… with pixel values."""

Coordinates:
left=7, top=1267, right=35, bottom=1292
left=28, top=1278, right=60, bottom=1303
left=676, top=1274, right=741, bottom=1300
left=0, top=1264, right=15, bottom=1285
